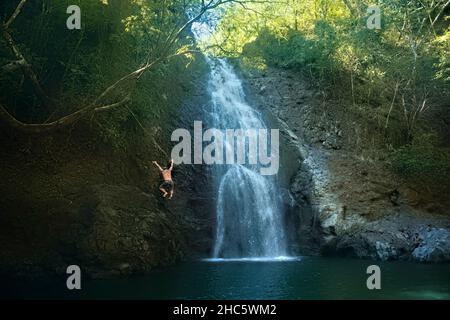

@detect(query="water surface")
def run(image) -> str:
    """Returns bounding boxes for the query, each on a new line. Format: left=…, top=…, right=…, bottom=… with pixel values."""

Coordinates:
left=3, top=257, right=450, bottom=300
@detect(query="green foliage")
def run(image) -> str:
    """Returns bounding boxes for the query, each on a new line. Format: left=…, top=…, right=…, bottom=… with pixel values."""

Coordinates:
left=433, top=27, right=450, bottom=82
left=241, top=21, right=339, bottom=85
left=0, top=0, right=207, bottom=150
left=389, top=133, right=450, bottom=184
left=197, top=0, right=450, bottom=192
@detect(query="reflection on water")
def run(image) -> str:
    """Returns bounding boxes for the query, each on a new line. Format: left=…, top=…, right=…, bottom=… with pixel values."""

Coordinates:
left=203, top=256, right=301, bottom=262
left=2, top=257, right=450, bottom=300
left=401, top=290, right=450, bottom=299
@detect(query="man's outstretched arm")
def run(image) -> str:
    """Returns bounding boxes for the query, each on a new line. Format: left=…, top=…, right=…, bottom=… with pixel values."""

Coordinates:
left=152, top=161, right=163, bottom=172
left=169, top=159, right=174, bottom=171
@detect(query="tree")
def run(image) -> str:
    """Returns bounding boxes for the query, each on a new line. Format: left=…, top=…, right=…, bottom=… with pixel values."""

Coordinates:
left=0, top=0, right=246, bottom=133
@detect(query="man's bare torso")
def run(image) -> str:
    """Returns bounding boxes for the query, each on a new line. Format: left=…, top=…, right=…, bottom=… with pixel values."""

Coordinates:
left=161, top=169, right=172, bottom=181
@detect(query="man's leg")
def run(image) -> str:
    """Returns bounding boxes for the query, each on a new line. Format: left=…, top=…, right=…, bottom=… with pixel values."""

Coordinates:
left=168, top=184, right=174, bottom=199
left=159, top=184, right=168, bottom=197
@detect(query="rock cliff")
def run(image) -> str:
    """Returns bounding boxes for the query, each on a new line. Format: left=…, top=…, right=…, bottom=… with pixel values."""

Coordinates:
left=240, top=64, right=450, bottom=262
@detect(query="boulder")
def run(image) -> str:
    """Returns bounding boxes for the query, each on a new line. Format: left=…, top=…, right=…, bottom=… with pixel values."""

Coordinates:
left=412, top=228, right=450, bottom=262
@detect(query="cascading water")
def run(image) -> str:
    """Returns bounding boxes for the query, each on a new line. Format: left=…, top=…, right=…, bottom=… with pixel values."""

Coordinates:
left=206, top=58, right=287, bottom=259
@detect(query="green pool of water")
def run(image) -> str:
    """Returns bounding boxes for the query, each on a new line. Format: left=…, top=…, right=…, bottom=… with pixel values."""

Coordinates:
left=3, top=257, right=450, bottom=299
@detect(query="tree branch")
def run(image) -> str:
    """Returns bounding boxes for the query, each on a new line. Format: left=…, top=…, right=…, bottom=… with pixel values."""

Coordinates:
left=0, top=0, right=234, bottom=134
left=1, top=59, right=27, bottom=73
left=94, top=96, right=131, bottom=112
left=0, top=50, right=199, bottom=133
left=0, top=102, right=92, bottom=133
left=432, top=0, right=450, bottom=26
left=5, top=0, right=28, bottom=29
left=2, top=16, right=54, bottom=109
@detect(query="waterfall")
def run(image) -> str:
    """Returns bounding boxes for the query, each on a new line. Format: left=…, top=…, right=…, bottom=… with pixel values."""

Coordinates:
left=206, top=58, right=287, bottom=258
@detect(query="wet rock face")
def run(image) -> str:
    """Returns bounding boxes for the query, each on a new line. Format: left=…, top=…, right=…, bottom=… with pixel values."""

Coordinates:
left=331, top=220, right=414, bottom=261
left=0, top=183, right=186, bottom=278
left=412, top=228, right=450, bottom=262
left=0, top=181, right=199, bottom=278
left=328, top=222, right=450, bottom=263
left=285, top=167, right=323, bottom=255
left=75, top=185, right=186, bottom=277
left=239, top=63, right=450, bottom=263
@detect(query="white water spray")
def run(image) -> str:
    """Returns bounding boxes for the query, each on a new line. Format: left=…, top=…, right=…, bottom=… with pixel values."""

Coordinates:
left=206, top=59, right=287, bottom=258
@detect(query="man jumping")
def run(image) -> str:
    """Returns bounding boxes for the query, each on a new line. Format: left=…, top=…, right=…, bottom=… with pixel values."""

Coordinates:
left=152, top=159, right=174, bottom=199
